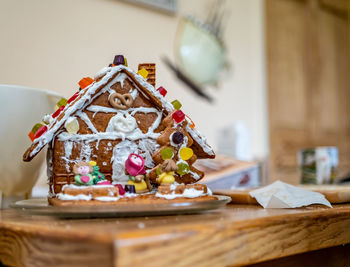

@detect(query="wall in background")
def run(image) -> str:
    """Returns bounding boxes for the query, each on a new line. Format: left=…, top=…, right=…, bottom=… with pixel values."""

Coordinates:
left=0, top=0, right=268, bottom=160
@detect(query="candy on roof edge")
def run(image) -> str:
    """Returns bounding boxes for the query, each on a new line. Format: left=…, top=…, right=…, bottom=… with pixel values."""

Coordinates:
left=23, top=64, right=214, bottom=162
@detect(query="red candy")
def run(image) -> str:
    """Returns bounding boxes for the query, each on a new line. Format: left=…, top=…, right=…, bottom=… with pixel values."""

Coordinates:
left=172, top=110, right=185, bottom=123
left=78, top=77, right=94, bottom=89
left=33, top=125, right=48, bottom=139
left=115, top=184, right=125, bottom=195
left=52, top=105, right=65, bottom=119
left=157, top=86, right=167, bottom=97
left=67, top=92, right=79, bottom=104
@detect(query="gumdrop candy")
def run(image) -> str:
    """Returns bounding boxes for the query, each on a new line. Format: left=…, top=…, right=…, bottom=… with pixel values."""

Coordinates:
left=31, top=123, right=43, bottom=134
left=124, top=58, right=128, bottom=67
left=28, top=123, right=44, bottom=141
left=179, top=147, right=193, bottom=161
left=56, top=98, right=67, bottom=108
left=137, top=68, right=148, bottom=79
left=171, top=132, right=184, bottom=144
left=157, top=86, right=167, bottom=97
left=177, top=162, right=190, bottom=176
left=124, top=184, right=136, bottom=194
left=172, top=110, right=185, bottom=123
left=113, top=55, right=125, bottom=66
left=171, top=100, right=182, bottom=110
left=52, top=105, right=65, bottom=118
left=67, top=92, right=79, bottom=104
left=64, top=117, right=79, bottom=134
left=115, top=184, right=125, bottom=196
left=28, top=131, right=35, bottom=141
left=161, top=147, right=174, bottom=160
left=33, top=125, right=48, bottom=139
left=78, top=77, right=94, bottom=89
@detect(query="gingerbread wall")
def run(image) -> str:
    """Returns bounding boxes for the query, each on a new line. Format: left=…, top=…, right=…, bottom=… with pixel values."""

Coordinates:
left=51, top=73, right=165, bottom=194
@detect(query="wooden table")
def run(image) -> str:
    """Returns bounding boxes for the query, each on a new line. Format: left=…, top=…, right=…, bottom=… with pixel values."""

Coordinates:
left=1, top=204, right=350, bottom=267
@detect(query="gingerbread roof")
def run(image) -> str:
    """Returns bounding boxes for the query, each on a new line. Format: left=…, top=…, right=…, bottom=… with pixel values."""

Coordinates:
left=23, top=65, right=215, bottom=162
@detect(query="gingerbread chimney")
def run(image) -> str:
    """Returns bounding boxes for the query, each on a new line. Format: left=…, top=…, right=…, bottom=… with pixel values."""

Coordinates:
left=138, top=63, right=156, bottom=87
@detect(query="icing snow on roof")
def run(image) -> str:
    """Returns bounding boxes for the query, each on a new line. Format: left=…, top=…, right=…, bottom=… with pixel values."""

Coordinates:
left=23, top=65, right=214, bottom=161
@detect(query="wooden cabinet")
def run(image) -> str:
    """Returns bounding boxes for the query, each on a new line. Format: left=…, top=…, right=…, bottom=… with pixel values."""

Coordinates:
left=266, top=0, right=350, bottom=183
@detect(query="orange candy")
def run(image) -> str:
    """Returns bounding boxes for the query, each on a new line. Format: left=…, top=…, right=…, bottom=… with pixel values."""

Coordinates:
left=78, top=77, right=94, bottom=89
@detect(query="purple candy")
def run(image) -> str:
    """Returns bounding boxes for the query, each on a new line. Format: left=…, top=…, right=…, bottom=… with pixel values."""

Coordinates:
left=124, top=184, right=136, bottom=194
left=172, top=132, right=184, bottom=144
left=113, top=55, right=125, bottom=66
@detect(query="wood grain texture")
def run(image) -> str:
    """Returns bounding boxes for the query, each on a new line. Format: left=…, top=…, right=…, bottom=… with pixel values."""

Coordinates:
left=266, top=0, right=350, bottom=184
left=215, top=185, right=350, bottom=204
left=1, top=204, right=350, bottom=266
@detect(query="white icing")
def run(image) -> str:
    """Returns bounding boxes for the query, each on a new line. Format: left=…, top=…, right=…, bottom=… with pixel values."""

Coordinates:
left=57, top=193, right=92, bottom=201
left=129, top=88, right=139, bottom=99
left=94, top=66, right=111, bottom=80
left=76, top=111, right=98, bottom=134
left=62, top=184, right=115, bottom=190
left=111, top=140, right=138, bottom=183
left=80, top=142, right=92, bottom=161
left=106, top=113, right=137, bottom=133
left=155, top=188, right=205, bottom=200
left=185, top=122, right=214, bottom=156
left=63, top=141, right=73, bottom=172
left=95, top=196, right=120, bottom=201
left=42, top=114, right=53, bottom=124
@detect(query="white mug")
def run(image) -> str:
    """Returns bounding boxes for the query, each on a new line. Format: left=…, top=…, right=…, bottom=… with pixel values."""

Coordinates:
left=0, top=84, right=61, bottom=208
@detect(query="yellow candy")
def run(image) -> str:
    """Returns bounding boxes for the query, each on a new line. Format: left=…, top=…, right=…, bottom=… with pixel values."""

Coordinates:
left=89, top=161, right=97, bottom=167
left=179, top=147, right=193, bottom=161
left=64, top=117, right=79, bottom=134
left=137, top=68, right=148, bottom=79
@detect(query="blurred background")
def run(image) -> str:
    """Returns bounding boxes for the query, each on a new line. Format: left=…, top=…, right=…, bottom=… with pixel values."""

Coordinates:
left=0, top=0, right=349, bottom=199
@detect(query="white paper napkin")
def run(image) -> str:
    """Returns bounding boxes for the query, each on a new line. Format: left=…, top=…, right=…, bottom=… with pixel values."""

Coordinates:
left=249, top=180, right=332, bottom=208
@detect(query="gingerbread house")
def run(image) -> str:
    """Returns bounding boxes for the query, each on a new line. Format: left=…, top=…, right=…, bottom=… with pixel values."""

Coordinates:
left=23, top=57, right=215, bottom=197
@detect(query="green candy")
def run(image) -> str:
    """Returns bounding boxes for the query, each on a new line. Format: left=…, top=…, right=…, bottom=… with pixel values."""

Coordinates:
left=56, top=97, right=67, bottom=107
left=160, top=147, right=174, bottom=160
left=156, top=166, right=162, bottom=176
left=171, top=99, right=182, bottom=110
left=177, top=162, right=190, bottom=176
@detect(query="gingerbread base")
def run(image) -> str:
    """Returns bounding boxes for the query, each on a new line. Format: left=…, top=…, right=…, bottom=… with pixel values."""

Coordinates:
left=49, top=194, right=217, bottom=206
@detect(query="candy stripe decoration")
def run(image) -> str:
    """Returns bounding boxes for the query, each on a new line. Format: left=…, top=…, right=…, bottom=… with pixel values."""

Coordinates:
left=52, top=105, right=65, bottom=119
left=67, top=92, right=79, bottom=104
left=28, top=123, right=44, bottom=141
left=33, top=125, right=48, bottom=139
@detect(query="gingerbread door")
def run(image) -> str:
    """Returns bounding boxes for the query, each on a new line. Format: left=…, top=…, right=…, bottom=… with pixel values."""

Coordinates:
left=266, top=0, right=350, bottom=183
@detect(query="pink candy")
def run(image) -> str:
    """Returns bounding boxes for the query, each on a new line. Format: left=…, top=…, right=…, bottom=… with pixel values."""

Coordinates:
left=125, top=153, right=146, bottom=176
left=97, top=180, right=111, bottom=185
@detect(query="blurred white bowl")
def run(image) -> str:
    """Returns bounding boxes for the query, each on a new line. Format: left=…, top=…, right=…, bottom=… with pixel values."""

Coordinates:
left=0, top=84, right=61, bottom=207
left=175, top=17, right=226, bottom=85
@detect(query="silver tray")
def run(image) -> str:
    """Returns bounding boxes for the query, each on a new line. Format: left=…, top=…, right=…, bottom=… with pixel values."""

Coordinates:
left=10, top=195, right=231, bottom=218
